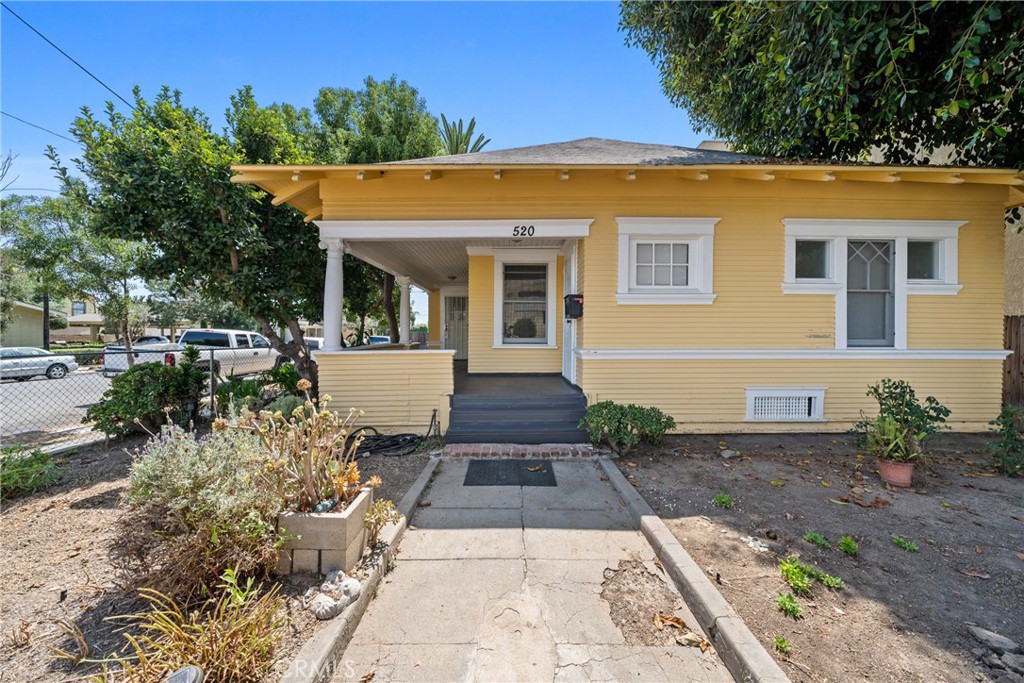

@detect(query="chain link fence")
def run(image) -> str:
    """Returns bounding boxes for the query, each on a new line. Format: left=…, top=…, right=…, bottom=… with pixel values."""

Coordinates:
left=0, top=345, right=292, bottom=451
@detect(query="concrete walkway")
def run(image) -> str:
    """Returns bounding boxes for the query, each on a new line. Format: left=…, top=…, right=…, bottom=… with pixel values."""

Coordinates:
left=334, top=459, right=733, bottom=683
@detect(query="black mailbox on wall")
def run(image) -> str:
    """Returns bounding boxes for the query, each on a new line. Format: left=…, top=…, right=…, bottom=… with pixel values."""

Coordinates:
left=564, top=294, right=583, bottom=319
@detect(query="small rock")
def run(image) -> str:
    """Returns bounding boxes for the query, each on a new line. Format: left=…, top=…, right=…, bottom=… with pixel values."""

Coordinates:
left=985, top=653, right=1006, bottom=670
left=969, top=625, right=1022, bottom=655
left=1004, top=654, right=1024, bottom=676
left=973, top=648, right=987, bottom=658
left=720, top=449, right=739, bottom=459
left=994, top=674, right=1024, bottom=683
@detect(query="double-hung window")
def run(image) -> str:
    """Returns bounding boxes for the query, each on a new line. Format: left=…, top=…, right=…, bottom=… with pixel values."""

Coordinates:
left=71, top=302, right=86, bottom=316
left=783, top=219, right=964, bottom=350
left=616, top=217, right=718, bottom=305
left=502, top=264, right=548, bottom=344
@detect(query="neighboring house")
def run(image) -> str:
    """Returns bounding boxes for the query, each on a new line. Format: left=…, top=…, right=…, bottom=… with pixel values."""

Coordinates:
left=233, top=137, right=1023, bottom=436
left=61, top=298, right=104, bottom=342
left=2, top=301, right=47, bottom=347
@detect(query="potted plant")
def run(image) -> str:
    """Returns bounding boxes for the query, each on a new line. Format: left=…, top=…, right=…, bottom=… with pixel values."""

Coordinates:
left=865, top=414, right=924, bottom=487
left=238, top=384, right=377, bottom=575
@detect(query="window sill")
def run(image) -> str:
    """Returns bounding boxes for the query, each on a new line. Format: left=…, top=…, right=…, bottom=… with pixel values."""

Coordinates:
left=782, top=281, right=842, bottom=295
left=492, top=343, right=558, bottom=349
left=615, top=292, right=717, bottom=305
left=906, top=282, right=962, bottom=295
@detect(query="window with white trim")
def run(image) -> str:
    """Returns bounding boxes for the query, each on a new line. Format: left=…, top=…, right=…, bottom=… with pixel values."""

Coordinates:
left=616, top=217, right=718, bottom=305
left=782, top=219, right=965, bottom=350
left=502, top=264, right=548, bottom=344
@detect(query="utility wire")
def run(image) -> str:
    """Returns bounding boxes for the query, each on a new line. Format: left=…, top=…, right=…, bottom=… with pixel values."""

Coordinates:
left=1, top=110, right=79, bottom=144
left=1, top=2, right=135, bottom=111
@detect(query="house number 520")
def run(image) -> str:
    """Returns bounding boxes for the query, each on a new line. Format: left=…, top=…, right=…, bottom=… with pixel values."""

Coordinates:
left=512, top=225, right=535, bottom=237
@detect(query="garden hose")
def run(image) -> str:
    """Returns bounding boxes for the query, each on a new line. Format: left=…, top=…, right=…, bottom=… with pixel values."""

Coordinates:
left=346, top=409, right=440, bottom=458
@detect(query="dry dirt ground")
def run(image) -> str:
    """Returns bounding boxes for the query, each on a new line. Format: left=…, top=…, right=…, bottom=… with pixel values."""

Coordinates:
left=618, top=432, right=1024, bottom=683
left=0, top=436, right=432, bottom=683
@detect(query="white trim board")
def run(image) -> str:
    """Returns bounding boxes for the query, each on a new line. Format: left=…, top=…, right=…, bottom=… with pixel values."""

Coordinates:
left=574, top=348, right=1010, bottom=361
left=318, top=219, right=593, bottom=240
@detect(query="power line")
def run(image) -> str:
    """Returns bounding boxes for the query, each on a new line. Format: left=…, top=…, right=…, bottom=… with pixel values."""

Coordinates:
left=1, top=110, right=79, bottom=144
left=1, top=2, right=135, bottom=111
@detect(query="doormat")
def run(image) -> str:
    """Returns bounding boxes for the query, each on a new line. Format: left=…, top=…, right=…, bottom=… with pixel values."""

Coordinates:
left=463, top=459, right=557, bottom=487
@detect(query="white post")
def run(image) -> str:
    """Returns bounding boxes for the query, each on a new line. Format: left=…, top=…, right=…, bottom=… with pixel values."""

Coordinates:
left=321, top=239, right=345, bottom=351
left=398, top=276, right=411, bottom=344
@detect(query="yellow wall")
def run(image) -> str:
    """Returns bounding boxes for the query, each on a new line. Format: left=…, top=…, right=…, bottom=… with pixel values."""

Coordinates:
left=467, top=254, right=564, bottom=373
left=581, top=358, right=1002, bottom=432
left=317, top=170, right=1007, bottom=430
left=2, top=307, right=44, bottom=347
left=427, top=289, right=441, bottom=345
left=317, top=350, right=454, bottom=432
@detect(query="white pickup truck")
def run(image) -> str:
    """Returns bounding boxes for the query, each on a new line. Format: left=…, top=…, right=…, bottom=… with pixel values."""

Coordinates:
left=101, top=329, right=282, bottom=377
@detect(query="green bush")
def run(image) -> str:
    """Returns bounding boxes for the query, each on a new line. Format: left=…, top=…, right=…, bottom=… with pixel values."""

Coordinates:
left=110, top=425, right=284, bottom=598
left=86, top=346, right=206, bottom=437
left=263, top=362, right=302, bottom=396
left=988, top=405, right=1024, bottom=477
left=0, top=445, right=60, bottom=498
left=863, top=414, right=925, bottom=462
left=579, top=401, right=676, bottom=455
left=853, top=379, right=950, bottom=449
left=215, top=376, right=264, bottom=416
left=264, top=394, right=308, bottom=418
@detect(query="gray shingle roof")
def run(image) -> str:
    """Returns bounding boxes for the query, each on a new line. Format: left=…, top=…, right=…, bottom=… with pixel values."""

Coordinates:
left=388, top=137, right=763, bottom=166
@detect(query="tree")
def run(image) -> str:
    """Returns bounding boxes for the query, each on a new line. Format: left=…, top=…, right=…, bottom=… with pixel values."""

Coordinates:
left=439, top=114, right=491, bottom=155
left=620, top=1, right=1023, bottom=168
left=3, top=192, right=148, bottom=361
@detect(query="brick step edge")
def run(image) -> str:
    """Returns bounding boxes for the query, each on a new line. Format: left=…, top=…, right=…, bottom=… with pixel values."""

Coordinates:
left=442, top=443, right=605, bottom=458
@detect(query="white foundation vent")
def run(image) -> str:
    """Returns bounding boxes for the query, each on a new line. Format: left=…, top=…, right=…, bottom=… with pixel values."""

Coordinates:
left=745, top=387, right=826, bottom=422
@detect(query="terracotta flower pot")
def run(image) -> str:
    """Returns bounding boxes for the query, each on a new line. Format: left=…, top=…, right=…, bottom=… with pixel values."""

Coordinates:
left=878, top=459, right=915, bottom=487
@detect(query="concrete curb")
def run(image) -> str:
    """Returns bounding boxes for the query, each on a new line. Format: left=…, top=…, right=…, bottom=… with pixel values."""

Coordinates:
left=599, top=457, right=790, bottom=683
left=281, top=456, right=441, bottom=683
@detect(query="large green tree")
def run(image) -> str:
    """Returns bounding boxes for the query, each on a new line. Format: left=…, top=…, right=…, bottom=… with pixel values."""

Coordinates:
left=2, top=192, right=149, bottom=360
left=620, top=1, right=1023, bottom=168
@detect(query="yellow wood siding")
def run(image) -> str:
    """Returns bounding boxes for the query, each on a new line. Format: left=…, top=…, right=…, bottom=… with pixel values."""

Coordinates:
left=316, top=350, right=454, bottom=432
left=467, top=254, right=564, bottom=373
left=427, top=289, right=441, bottom=345
left=580, top=358, right=1002, bottom=432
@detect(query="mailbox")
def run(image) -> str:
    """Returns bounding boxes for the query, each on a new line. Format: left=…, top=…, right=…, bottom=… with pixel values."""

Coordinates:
left=564, top=293, right=583, bottom=319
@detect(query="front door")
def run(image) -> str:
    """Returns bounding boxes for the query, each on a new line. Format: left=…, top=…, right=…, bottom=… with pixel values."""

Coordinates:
left=444, top=295, right=469, bottom=360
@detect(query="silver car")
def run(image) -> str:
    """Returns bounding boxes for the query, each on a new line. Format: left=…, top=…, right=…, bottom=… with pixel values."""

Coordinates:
left=0, top=347, right=80, bottom=381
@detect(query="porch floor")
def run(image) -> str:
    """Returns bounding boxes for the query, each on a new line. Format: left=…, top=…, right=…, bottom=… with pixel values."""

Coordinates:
left=452, top=361, right=580, bottom=396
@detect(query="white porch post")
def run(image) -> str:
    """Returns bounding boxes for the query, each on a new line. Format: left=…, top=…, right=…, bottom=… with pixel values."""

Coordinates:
left=321, top=238, right=345, bottom=351
left=398, top=276, right=411, bottom=344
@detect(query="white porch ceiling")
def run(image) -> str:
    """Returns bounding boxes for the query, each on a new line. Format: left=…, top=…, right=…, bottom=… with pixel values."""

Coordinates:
left=346, top=239, right=567, bottom=290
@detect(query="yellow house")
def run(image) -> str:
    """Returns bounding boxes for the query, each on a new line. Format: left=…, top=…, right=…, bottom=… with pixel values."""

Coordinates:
left=233, top=138, right=1023, bottom=440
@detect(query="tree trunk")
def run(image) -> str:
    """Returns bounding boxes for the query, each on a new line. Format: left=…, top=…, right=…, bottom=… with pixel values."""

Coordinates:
left=254, top=314, right=319, bottom=399
left=122, top=318, right=135, bottom=367
left=42, top=291, right=50, bottom=350
left=382, top=273, right=399, bottom=342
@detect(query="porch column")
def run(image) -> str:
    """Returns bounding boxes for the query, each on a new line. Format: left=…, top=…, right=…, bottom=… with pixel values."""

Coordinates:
left=398, top=276, right=411, bottom=344
left=321, top=238, right=345, bottom=351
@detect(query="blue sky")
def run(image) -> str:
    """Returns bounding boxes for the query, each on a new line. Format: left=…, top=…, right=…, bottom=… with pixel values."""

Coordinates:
left=1, top=1, right=703, bottom=315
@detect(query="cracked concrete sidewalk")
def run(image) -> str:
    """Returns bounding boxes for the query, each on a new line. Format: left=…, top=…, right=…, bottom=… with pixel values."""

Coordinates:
left=332, top=459, right=734, bottom=683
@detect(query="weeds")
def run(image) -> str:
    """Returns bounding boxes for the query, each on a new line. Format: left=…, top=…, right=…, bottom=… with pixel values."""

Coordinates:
left=713, top=492, right=734, bottom=509
left=987, top=405, right=1024, bottom=477
left=891, top=535, right=919, bottom=552
left=803, top=530, right=831, bottom=550
left=0, top=445, right=60, bottom=498
left=780, top=556, right=844, bottom=594
left=364, top=498, right=402, bottom=547
left=773, top=636, right=792, bottom=654
left=48, top=620, right=89, bottom=664
left=776, top=593, right=802, bottom=619
left=839, top=536, right=859, bottom=556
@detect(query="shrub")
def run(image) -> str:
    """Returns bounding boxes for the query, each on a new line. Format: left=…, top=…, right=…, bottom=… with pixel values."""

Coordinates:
left=215, top=376, right=264, bottom=416
left=102, top=569, right=286, bottom=683
left=86, top=346, right=206, bottom=437
left=264, top=394, right=308, bottom=419
left=237, top=395, right=365, bottom=512
left=579, top=400, right=676, bottom=454
left=853, top=378, right=950, bottom=449
left=987, top=405, right=1024, bottom=477
left=0, top=445, right=60, bottom=498
left=263, top=362, right=302, bottom=396
left=111, top=425, right=284, bottom=598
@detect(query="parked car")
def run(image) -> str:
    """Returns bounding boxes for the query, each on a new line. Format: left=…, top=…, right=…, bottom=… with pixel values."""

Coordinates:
left=101, top=329, right=281, bottom=377
left=0, top=347, right=79, bottom=381
left=134, top=335, right=170, bottom=345
left=368, top=335, right=392, bottom=345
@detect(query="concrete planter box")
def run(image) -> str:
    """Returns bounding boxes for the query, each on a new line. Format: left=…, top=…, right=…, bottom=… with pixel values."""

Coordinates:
left=275, top=488, right=373, bottom=575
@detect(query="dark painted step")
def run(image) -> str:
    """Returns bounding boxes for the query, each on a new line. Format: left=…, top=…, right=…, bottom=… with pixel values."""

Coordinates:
left=450, top=409, right=585, bottom=422
left=444, top=427, right=591, bottom=444
left=451, top=395, right=586, bottom=409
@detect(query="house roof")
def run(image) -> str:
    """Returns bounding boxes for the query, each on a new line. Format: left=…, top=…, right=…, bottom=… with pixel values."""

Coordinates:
left=389, top=137, right=763, bottom=166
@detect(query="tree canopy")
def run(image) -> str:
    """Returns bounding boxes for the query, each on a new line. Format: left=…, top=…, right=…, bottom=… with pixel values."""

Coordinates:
left=620, top=1, right=1023, bottom=168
